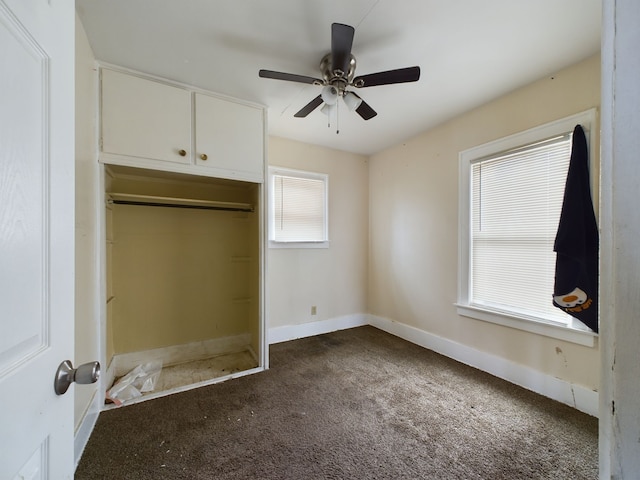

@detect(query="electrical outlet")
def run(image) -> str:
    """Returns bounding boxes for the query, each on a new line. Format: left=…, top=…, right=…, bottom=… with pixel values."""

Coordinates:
left=311, top=306, right=317, bottom=315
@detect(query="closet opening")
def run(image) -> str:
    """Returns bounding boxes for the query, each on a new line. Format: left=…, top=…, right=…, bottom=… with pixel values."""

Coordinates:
left=103, top=165, right=264, bottom=407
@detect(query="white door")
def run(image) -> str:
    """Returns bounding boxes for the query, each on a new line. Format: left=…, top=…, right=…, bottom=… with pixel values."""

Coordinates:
left=0, top=0, right=75, bottom=478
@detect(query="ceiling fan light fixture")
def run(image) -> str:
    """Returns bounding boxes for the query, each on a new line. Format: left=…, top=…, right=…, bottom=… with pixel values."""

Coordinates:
left=321, top=103, right=336, bottom=116
left=321, top=85, right=339, bottom=105
left=343, top=91, right=362, bottom=111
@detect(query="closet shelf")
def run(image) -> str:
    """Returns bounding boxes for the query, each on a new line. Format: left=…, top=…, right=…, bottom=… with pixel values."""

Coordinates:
left=107, top=193, right=254, bottom=213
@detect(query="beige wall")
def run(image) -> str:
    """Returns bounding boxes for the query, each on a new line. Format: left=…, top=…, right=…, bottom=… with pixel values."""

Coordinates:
left=368, top=54, right=601, bottom=391
left=74, top=17, right=100, bottom=429
left=267, top=138, right=369, bottom=328
left=107, top=172, right=260, bottom=355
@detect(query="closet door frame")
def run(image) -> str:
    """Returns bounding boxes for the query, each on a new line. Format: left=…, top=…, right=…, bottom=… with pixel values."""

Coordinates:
left=97, top=162, right=268, bottom=406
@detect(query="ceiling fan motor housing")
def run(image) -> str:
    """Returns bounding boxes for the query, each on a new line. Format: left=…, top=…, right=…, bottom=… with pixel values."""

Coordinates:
left=320, top=53, right=357, bottom=87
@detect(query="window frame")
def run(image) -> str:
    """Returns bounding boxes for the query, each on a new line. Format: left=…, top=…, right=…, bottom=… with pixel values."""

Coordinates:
left=457, top=109, right=598, bottom=346
left=268, top=166, right=330, bottom=249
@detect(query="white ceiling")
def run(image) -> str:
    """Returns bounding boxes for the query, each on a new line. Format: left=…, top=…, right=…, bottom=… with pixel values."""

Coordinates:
left=75, top=0, right=601, bottom=156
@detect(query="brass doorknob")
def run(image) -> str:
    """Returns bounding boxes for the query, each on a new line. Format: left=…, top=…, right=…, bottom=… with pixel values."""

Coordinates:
left=200, top=153, right=208, bottom=161
left=178, top=149, right=187, bottom=157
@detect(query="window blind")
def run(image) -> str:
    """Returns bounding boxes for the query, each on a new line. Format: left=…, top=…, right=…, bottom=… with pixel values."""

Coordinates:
left=470, top=134, right=572, bottom=323
left=272, top=174, right=327, bottom=242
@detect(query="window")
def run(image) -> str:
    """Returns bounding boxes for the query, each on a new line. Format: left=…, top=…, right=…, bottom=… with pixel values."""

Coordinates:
left=268, top=167, right=329, bottom=248
left=457, top=110, right=597, bottom=346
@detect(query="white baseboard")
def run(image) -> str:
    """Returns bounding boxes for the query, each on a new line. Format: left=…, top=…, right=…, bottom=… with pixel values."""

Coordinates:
left=269, top=313, right=369, bottom=344
left=368, top=314, right=599, bottom=417
left=112, top=334, right=253, bottom=377
left=74, top=387, right=102, bottom=469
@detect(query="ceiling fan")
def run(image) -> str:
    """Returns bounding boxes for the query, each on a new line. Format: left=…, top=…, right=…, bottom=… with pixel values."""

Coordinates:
left=259, top=23, right=420, bottom=121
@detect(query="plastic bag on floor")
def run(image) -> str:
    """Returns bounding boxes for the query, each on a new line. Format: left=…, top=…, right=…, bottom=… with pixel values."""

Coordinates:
left=106, top=360, right=162, bottom=406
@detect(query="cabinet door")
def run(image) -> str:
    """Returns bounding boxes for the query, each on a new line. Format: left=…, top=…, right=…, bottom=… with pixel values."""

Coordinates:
left=195, top=93, right=264, bottom=180
left=101, top=69, right=192, bottom=164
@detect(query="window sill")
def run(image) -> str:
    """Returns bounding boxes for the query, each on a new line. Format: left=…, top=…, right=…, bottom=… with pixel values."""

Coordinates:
left=269, top=240, right=330, bottom=249
left=455, top=304, right=597, bottom=347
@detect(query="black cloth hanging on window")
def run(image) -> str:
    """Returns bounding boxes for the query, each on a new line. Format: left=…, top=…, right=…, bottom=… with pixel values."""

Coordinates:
left=552, top=124, right=599, bottom=332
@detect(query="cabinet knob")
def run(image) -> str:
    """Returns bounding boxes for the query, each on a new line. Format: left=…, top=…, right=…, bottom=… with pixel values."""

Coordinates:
left=178, top=149, right=187, bottom=157
left=200, top=153, right=208, bottom=161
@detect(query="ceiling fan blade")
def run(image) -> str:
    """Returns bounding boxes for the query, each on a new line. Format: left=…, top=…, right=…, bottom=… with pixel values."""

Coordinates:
left=353, top=66, right=421, bottom=88
left=331, top=23, right=355, bottom=75
left=259, top=69, right=322, bottom=85
left=294, top=95, right=324, bottom=118
left=353, top=94, right=377, bottom=120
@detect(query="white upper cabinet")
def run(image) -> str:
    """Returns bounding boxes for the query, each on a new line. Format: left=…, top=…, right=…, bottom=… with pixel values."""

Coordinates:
left=99, top=67, right=265, bottom=182
left=101, top=69, right=192, bottom=165
left=195, top=93, right=264, bottom=179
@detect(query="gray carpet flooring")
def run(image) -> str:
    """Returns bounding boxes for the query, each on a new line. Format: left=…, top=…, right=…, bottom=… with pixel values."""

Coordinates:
left=76, top=326, right=598, bottom=479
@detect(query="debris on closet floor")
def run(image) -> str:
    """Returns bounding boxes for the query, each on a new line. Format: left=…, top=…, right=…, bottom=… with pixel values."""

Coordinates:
left=106, top=350, right=258, bottom=407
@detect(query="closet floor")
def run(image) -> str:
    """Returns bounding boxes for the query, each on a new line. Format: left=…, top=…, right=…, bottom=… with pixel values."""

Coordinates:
left=154, top=350, right=258, bottom=393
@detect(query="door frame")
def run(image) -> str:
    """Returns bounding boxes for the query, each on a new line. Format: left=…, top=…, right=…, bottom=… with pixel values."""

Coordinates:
left=94, top=162, right=269, bottom=408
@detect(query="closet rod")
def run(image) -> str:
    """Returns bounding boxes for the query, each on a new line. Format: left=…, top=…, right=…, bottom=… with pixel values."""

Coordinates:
left=107, top=193, right=254, bottom=213
left=109, top=199, right=253, bottom=212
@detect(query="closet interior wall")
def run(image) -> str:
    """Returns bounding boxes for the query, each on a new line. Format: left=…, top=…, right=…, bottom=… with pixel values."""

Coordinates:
left=105, top=165, right=260, bottom=392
